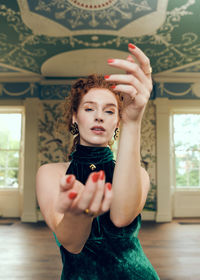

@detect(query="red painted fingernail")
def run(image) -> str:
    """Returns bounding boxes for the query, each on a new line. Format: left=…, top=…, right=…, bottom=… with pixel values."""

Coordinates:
left=92, top=172, right=99, bottom=182
left=128, top=43, right=136, bottom=49
left=107, top=59, right=115, bottom=63
left=127, top=55, right=134, bottom=60
left=104, top=75, right=110, bottom=79
left=107, top=183, right=112, bottom=190
left=66, top=175, right=72, bottom=184
left=68, top=192, right=77, bottom=199
left=111, top=85, right=116, bottom=89
left=99, top=170, right=105, bottom=180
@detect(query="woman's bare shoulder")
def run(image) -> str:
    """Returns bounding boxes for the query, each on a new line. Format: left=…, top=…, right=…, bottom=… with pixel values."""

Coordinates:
left=37, top=162, right=71, bottom=177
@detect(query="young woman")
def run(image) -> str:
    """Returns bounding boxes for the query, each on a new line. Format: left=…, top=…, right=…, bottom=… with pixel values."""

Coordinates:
left=36, top=43, right=160, bottom=279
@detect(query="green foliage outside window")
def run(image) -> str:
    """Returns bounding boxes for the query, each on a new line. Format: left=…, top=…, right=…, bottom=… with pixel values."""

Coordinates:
left=0, top=114, right=21, bottom=188
left=174, top=114, right=200, bottom=188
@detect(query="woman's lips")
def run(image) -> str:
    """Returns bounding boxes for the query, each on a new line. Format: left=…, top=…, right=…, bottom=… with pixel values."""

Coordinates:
left=91, top=129, right=105, bottom=135
left=91, top=126, right=105, bottom=135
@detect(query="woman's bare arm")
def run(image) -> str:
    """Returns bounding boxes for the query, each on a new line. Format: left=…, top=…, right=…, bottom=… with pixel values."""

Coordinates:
left=111, top=122, right=150, bottom=227
left=105, top=44, right=152, bottom=227
left=36, top=163, right=112, bottom=253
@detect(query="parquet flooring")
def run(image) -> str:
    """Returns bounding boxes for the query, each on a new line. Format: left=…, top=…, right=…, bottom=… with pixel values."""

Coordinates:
left=0, top=218, right=199, bottom=280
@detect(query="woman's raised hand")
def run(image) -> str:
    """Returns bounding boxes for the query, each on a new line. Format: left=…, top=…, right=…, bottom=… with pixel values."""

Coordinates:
left=105, top=43, right=153, bottom=123
left=56, top=171, right=113, bottom=218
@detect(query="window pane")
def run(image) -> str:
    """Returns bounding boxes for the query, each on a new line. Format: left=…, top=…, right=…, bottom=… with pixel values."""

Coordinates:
left=0, top=114, right=21, bottom=149
left=8, top=151, right=19, bottom=167
left=0, top=151, right=6, bottom=168
left=0, top=113, right=22, bottom=189
left=173, top=114, right=200, bottom=189
left=0, top=151, right=19, bottom=167
left=0, top=169, right=5, bottom=187
left=6, top=169, right=19, bottom=188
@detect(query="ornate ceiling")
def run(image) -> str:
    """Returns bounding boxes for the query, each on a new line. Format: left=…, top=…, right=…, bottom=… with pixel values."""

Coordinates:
left=0, top=0, right=199, bottom=81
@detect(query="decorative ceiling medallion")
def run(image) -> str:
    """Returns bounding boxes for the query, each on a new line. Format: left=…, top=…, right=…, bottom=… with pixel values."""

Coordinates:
left=68, top=0, right=117, bottom=10
left=22, top=0, right=159, bottom=32
left=41, top=49, right=130, bottom=77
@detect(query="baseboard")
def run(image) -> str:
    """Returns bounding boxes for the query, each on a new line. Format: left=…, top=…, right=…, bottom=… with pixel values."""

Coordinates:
left=37, top=210, right=44, bottom=221
left=21, top=212, right=37, bottom=222
left=156, top=213, right=172, bottom=222
left=141, top=210, right=156, bottom=221
left=36, top=210, right=157, bottom=222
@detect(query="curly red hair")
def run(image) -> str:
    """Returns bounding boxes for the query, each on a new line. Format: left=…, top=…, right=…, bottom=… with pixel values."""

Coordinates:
left=63, top=74, right=123, bottom=156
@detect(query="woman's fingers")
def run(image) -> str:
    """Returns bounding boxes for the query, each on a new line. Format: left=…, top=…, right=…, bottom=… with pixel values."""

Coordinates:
left=107, top=44, right=152, bottom=93
left=108, top=58, right=147, bottom=84
left=105, top=74, right=150, bottom=100
left=59, top=171, right=113, bottom=217
left=101, top=183, right=113, bottom=212
left=56, top=175, right=77, bottom=213
left=126, top=55, right=135, bottom=74
left=89, top=170, right=105, bottom=213
left=113, top=84, right=138, bottom=101
left=74, top=172, right=100, bottom=214
left=126, top=55, right=135, bottom=63
left=60, top=174, right=76, bottom=192
left=128, top=43, right=152, bottom=78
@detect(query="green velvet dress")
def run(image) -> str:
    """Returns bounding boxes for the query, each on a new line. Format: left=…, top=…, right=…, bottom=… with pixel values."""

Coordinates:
left=54, top=144, right=160, bottom=280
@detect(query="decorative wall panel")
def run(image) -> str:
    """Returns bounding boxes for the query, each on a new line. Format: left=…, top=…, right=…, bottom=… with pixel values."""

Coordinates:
left=37, top=99, right=157, bottom=210
left=38, top=100, right=72, bottom=166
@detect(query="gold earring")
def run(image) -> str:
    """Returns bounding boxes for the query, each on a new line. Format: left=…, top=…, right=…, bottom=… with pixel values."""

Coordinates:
left=70, top=122, right=79, bottom=135
left=108, top=139, right=114, bottom=147
left=114, top=128, right=120, bottom=140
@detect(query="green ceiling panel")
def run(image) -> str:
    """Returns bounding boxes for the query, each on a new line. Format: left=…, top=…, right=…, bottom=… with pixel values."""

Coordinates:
left=0, top=0, right=199, bottom=76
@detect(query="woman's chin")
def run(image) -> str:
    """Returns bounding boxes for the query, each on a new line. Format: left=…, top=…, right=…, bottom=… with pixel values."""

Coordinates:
left=80, top=138, right=109, bottom=147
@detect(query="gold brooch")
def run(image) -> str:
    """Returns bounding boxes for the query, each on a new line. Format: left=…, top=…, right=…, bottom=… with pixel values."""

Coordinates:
left=89, top=164, right=96, bottom=170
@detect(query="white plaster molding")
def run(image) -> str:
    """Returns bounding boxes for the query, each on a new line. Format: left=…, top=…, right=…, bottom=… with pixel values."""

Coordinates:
left=173, top=191, right=200, bottom=218
left=37, top=209, right=44, bottom=221
left=21, top=98, right=40, bottom=222
left=18, top=0, right=69, bottom=37
left=18, top=0, right=167, bottom=37
left=0, top=74, right=42, bottom=83
left=119, top=0, right=168, bottom=37
left=141, top=210, right=156, bottom=221
left=154, top=98, right=200, bottom=222
left=156, top=213, right=172, bottom=222
left=41, top=49, right=130, bottom=77
left=153, top=98, right=172, bottom=222
left=21, top=213, right=38, bottom=222
left=0, top=101, right=23, bottom=108
left=0, top=62, right=41, bottom=75
left=168, top=99, right=200, bottom=111
left=153, top=74, right=200, bottom=83
left=154, top=60, right=200, bottom=75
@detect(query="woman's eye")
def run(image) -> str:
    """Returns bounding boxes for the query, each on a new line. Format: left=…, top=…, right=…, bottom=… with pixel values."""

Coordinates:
left=85, top=108, right=93, bottom=111
left=106, top=110, right=114, bottom=114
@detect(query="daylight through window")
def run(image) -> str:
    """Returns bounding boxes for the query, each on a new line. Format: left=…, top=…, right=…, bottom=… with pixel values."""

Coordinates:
left=173, top=114, right=200, bottom=189
left=0, top=113, right=22, bottom=189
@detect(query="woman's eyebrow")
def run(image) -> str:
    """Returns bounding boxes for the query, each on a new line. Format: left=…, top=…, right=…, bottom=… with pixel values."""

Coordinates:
left=83, top=101, right=117, bottom=107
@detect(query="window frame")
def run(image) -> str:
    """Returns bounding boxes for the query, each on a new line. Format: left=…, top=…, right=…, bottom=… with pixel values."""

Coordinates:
left=172, top=112, right=200, bottom=191
left=154, top=98, right=200, bottom=222
left=0, top=106, right=24, bottom=191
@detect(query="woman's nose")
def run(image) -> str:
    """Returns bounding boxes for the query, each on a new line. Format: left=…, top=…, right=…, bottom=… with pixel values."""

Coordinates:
left=95, top=110, right=104, bottom=122
left=95, top=117, right=103, bottom=122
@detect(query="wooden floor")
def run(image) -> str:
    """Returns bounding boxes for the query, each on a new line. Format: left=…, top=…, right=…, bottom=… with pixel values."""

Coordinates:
left=0, top=218, right=200, bottom=280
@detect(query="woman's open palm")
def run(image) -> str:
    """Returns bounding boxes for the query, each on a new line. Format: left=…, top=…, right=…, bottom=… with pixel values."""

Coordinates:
left=56, top=171, right=113, bottom=218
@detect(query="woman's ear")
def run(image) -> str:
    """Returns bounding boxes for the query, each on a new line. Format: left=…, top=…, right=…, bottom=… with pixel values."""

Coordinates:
left=116, top=119, right=120, bottom=129
left=72, top=113, right=77, bottom=124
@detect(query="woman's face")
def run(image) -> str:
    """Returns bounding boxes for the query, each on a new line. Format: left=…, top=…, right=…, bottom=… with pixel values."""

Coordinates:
left=73, top=88, right=120, bottom=147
